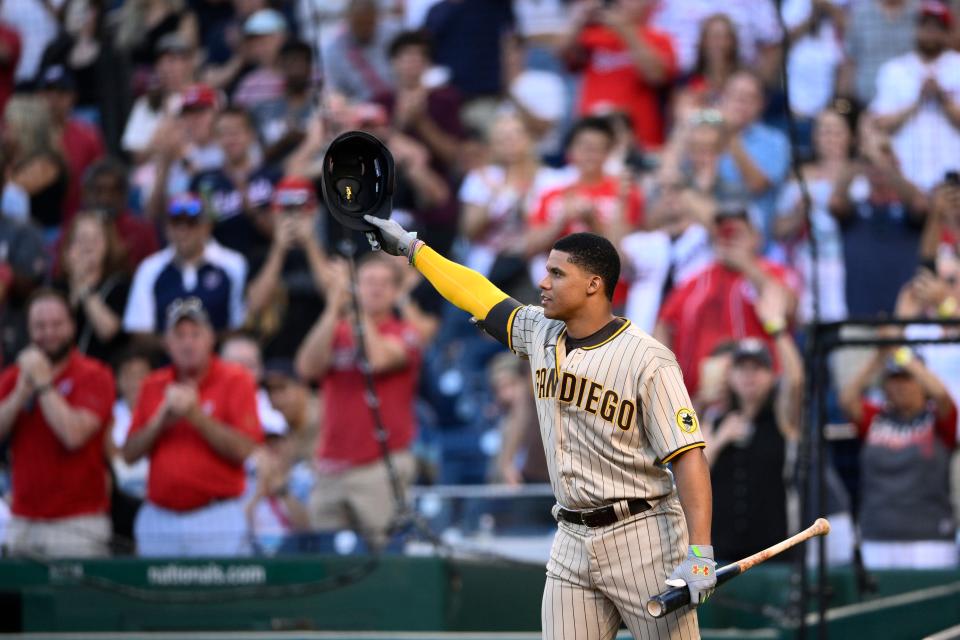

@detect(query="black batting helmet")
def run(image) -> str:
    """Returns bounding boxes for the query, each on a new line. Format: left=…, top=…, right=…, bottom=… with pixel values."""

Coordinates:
left=320, top=130, right=395, bottom=232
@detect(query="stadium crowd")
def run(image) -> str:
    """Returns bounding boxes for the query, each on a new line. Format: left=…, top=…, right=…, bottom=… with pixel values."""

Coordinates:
left=0, top=0, right=959, bottom=571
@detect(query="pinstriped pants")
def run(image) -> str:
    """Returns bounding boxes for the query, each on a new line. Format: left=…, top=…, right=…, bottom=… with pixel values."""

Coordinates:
left=542, top=496, right=700, bottom=640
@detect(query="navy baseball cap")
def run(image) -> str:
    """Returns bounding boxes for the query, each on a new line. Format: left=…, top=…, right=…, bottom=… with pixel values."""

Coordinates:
left=732, top=338, right=773, bottom=368
left=38, top=65, right=76, bottom=91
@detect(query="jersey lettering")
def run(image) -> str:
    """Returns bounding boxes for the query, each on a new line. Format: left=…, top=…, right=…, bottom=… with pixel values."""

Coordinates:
left=535, top=367, right=637, bottom=431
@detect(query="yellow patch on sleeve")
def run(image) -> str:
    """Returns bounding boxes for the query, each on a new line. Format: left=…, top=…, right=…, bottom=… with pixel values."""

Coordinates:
left=676, top=408, right=699, bottom=433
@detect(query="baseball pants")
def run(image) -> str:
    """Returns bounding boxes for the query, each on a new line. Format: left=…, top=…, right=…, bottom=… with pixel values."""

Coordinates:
left=542, top=496, right=700, bottom=640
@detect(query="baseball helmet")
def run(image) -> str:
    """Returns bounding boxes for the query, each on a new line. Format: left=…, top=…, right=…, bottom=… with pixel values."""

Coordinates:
left=320, top=130, right=395, bottom=232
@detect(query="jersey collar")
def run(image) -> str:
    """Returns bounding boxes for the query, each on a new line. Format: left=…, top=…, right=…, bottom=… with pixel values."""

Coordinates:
left=565, top=317, right=630, bottom=351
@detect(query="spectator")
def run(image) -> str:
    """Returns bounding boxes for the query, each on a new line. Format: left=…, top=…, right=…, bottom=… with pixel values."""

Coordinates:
left=840, top=341, right=957, bottom=569
left=109, top=348, right=153, bottom=500
left=219, top=331, right=288, bottom=437
left=123, top=193, right=248, bottom=338
left=499, top=32, right=567, bottom=160
left=715, top=70, right=791, bottom=237
left=489, top=353, right=547, bottom=485
left=140, top=83, right=224, bottom=220
left=323, top=0, right=398, bottom=102
left=263, top=358, right=320, bottom=462
left=82, top=158, right=160, bottom=270
left=0, top=289, right=115, bottom=557
left=620, top=175, right=714, bottom=333
left=295, top=255, right=421, bottom=546
left=232, top=9, right=288, bottom=109
left=654, top=206, right=798, bottom=395
left=114, top=0, right=199, bottom=70
left=423, top=0, right=513, bottom=106
left=245, top=176, right=330, bottom=360
left=37, top=65, right=107, bottom=221
left=458, top=114, right=569, bottom=296
left=828, top=122, right=927, bottom=317
left=0, top=9, right=20, bottom=114
left=0, top=0, right=59, bottom=83
left=376, top=30, right=464, bottom=248
left=2, top=94, right=68, bottom=236
left=54, top=211, right=131, bottom=363
left=651, top=0, right=782, bottom=82
left=525, top=116, right=643, bottom=296
left=782, top=0, right=848, bottom=134
left=251, top=40, right=317, bottom=157
left=122, top=33, right=196, bottom=161
left=122, top=297, right=262, bottom=556
left=870, top=2, right=960, bottom=191
left=841, top=0, right=919, bottom=107
left=658, top=109, right=743, bottom=202
left=106, top=347, right=153, bottom=550
left=190, top=107, right=273, bottom=253
left=774, top=107, right=853, bottom=322
left=703, top=285, right=802, bottom=563
left=244, top=423, right=311, bottom=555
left=560, top=0, right=677, bottom=149
left=0, top=213, right=48, bottom=364
left=672, top=13, right=741, bottom=122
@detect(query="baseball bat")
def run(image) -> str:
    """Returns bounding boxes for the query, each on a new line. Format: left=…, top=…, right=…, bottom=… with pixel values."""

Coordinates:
left=646, top=517, right=831, bottom=618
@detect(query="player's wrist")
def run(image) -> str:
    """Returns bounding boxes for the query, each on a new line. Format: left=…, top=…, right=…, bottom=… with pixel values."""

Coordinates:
left=689, top=544, right=714, bottom=559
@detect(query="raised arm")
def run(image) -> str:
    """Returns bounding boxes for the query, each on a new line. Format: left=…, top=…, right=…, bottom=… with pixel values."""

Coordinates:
left=364, top=216, right=519, bottom=346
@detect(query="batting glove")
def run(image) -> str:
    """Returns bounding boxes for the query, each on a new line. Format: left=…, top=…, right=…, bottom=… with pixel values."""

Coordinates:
left=363, top=215, right=419, bottom=259
left=666, top=545, right=717, bottom=606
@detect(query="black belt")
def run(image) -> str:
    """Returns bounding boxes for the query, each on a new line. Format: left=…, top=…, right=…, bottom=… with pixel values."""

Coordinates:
left=556, top=498, right=652, bottom=528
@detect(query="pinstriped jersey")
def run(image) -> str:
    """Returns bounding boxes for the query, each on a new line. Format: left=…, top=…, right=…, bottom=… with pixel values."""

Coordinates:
left=507, top=305, right=705, bottom=510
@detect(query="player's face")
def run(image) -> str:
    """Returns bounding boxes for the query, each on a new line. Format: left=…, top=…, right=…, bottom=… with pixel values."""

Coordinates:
left=539, top=250, right=598, bottom=320
left=165, top=319, right=214, bottom=375
left=28, top=298, right=75, bottom=362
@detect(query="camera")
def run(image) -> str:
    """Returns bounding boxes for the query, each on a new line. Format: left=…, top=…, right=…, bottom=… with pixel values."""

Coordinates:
left=945, top=170, right=960, bottom=186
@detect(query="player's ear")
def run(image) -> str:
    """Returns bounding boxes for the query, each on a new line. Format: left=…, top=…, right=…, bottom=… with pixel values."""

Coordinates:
left=586, top=275, right=602, bottom=296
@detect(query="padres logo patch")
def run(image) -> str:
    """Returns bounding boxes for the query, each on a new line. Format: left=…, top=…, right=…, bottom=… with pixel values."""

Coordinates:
left=676, top=408, right=699, bottom=433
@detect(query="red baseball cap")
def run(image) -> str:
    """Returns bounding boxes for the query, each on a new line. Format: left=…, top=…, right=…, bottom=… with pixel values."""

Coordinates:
left=180, top=84, right=219, bottom=112
left=272, top=176, right=317, bottom=210
left=919, top=1, right=953, bottom=28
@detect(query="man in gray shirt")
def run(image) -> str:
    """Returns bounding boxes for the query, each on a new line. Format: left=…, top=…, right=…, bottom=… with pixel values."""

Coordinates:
left=323, top=0, right=398, bottom=102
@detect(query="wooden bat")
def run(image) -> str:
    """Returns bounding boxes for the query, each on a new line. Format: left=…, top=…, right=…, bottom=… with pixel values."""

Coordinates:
left=646, top=518, right=831, bottom=618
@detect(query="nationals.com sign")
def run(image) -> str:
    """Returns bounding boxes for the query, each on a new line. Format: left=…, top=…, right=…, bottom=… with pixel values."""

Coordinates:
left=146, top=563, right=267, bottom=587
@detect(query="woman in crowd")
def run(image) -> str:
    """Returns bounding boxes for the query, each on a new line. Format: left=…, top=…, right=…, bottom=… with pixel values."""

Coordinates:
left=458, top=113, right=569, bottom=297
left=114, top=0, right=198, bottom=70
left=2, top=96, right=69, bottom=239
left=702, top=288, right=802, bottom=563
left=774, top=106, right=853, bottom=322
left=55, top=210, right=131, bottom=363
left=840, top=340, right=958, bottom=569
left=673, top=13, right=741, bottom=123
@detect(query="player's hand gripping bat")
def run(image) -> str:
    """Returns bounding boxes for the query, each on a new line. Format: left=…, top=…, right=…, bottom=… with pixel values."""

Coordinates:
left=646, top=518, right=831, bottom=618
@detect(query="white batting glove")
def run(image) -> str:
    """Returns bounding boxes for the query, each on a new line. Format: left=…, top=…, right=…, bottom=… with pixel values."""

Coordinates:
left=363, top=215, right=418, bottom=258
left=666, top=544, right=717, bottom=606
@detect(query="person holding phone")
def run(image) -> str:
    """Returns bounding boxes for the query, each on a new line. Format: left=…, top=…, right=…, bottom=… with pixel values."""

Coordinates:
left=654, top=205, right=799, bottom=395
left=244, top=176, right=331, bottom=360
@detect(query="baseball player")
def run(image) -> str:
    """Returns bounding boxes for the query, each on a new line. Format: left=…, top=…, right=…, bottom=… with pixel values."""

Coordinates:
left=365, top=214, right=716, bottom=639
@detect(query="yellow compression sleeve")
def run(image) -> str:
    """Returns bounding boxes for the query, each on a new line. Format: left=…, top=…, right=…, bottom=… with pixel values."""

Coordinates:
left=411, top=244, right=509, bottom=320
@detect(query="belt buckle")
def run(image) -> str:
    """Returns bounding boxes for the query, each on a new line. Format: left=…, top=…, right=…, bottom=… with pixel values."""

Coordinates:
left=580, top=506, right=609, bottom=528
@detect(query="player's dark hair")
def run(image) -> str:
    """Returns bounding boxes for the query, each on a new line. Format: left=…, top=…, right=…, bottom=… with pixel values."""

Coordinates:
left=553, top=233, right=620, bottom=302
left=388, top=30, right=433, bottom=61
left=563, top=116, right=616, bottom=153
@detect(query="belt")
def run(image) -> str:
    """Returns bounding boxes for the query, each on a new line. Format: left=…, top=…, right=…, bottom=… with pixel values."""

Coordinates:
left=555, top=498, right=652, bottom=528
